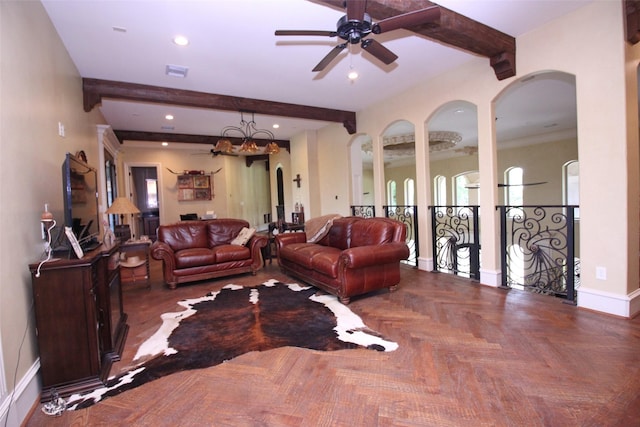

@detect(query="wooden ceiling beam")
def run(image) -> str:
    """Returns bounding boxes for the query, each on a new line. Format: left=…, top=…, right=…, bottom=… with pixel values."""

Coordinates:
left=314, top=0, right=516, bottom=80
left=83, top=78, right=357, bottom=134
left=625, top=0, right=640, bottom=44
left=113, top=130, right=290, bottom=152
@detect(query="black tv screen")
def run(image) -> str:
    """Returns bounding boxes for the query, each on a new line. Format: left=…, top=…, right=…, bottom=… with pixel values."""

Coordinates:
left=62, top=153, right=100, bottom=247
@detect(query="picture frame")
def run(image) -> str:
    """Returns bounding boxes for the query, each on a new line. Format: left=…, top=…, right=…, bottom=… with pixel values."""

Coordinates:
left=65, top=226, right=84, bottom=259
left=177, top=174, right=212, bottom=201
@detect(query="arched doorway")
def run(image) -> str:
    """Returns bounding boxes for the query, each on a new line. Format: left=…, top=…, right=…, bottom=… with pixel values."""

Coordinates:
left=427, top=101, right=480, bottom=279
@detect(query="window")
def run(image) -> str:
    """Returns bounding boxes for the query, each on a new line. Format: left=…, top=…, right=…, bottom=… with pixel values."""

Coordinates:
left=404, top=178, right=415, bottom=206
left=505, top=167, right=523, bottom=206
left=564, top=160, right=580, bottom=218
left=387, top=180, right=397, bottom=206
left=146, top=179, right=158, bottom=208
left=434, top=175, right=446, bottom=206
left=454, top=171, right=479, bottom=206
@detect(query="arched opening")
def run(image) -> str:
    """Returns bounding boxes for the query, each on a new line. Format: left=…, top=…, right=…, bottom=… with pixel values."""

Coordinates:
left=494, top=71, right=579, bottom=298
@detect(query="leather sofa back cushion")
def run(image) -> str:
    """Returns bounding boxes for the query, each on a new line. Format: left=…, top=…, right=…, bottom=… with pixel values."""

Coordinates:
left=323, top=217, right=359, bottom=249
left=350, top=220, right=396, bottom=247
left=207, top=220, right=250, bottom=246
left=159, top=222, right=209, bottom=252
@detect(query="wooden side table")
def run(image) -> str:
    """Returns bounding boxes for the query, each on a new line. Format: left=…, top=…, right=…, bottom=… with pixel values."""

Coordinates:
left=120, top=240, right=151, bottom=287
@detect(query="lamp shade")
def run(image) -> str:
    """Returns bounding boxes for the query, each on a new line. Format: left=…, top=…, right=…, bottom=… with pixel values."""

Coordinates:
left=105, top=197, right=141, bottom=215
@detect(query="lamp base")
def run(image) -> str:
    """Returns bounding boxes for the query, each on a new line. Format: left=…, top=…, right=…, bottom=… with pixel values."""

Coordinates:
left=114, top=225, right=131, bottom=241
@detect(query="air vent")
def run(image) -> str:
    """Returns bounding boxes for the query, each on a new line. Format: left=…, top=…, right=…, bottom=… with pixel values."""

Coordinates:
left=165, top=64, right=189, bottom=78
left=161, top=125, right=175, bottom=131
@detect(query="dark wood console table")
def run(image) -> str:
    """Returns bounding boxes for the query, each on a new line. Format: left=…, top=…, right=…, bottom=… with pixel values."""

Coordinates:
left=29, top=243, right=128, bottom=402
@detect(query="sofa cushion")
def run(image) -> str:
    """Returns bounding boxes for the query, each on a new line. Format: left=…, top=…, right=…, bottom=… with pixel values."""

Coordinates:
left=323, top=217, right=359, bottom=249
left=159, top=222, right=209, bottom=252
left=350, top=219, right=395, bottom=247
left=230, top=227, right=256, bottom=246
left=310, top=248, right=342, bottom=278
left=175, top=248, right=216, bottom=269
left=207, top=219, right=250, bottom=246
left=213, top=244, right=251, bottom=263
left=279, top=243, right=329, bottom=269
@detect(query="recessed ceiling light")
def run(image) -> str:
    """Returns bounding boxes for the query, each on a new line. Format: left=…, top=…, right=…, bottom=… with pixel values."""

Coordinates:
left=165, top=114, right=174, bottom=120
left=162, top=142, right=169, bottom=147
left=173, top=35, right=189, bottom=46
left=272, top=124, right=280, bottom=129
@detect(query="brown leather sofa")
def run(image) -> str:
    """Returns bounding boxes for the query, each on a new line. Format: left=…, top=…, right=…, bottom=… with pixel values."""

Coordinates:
left=275, top=216, right=409, bottom=304
left=150, top=219, right=267, bottom=289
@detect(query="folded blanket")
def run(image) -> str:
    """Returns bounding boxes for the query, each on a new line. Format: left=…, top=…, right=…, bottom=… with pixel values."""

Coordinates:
left=306, top=214, right=342, bottom=243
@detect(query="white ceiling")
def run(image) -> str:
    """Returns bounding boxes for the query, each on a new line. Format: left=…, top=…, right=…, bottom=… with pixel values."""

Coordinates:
left=41, top=0, right=589, bottom=151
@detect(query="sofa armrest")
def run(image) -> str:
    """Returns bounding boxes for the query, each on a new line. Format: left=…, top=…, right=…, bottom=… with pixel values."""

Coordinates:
left=274, top=232, right=307, bottom=250
left=150, top=240, right=174, bottom=261
left=248, top=233, right=268, bottom=256
left=340, top=242, right=410, bottom=269
left=150, top=241, right=177, bottom=281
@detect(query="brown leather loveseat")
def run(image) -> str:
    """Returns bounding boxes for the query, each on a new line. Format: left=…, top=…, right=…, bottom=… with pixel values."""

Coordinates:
left=275, top=216, right=409, bottom=304
left=150, top=218, right=266, bottom=289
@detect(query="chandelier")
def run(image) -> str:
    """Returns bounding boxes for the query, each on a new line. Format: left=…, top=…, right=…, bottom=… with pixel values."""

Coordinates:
left=217, top=112, right=280, bottom=155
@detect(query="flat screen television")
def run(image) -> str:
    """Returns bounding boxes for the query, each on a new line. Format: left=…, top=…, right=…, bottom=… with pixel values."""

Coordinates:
left=62, top=153, right=101, bottom=250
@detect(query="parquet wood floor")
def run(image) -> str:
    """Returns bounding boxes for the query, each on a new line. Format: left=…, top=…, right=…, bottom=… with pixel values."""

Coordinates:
left=25, top=258, right=640, bottom=426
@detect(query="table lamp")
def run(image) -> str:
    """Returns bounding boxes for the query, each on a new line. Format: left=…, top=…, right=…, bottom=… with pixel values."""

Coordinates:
left=105, top=197, right=140, bottom=241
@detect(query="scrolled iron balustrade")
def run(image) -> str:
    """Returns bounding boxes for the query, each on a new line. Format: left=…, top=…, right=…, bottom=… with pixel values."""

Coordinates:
left=351, top=205, right=375, bottom=218
left=384, top=205, right=418, bottom=267
left=498, top=205, right=578, bottom=303
left=429, top=206, right=480, bottom=279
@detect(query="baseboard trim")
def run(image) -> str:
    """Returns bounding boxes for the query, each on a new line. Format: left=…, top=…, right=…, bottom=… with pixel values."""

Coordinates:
left=578, top=286, right=640, bottom=318
left=479, top=269, right=501, bottom=287
left=417, top=256, right=432, bottom=271
left=0, top=360, right=40, bottom=426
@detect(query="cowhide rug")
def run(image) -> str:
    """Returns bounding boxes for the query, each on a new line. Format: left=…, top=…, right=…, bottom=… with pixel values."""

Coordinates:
left=65, top=279, right=397, bottom=410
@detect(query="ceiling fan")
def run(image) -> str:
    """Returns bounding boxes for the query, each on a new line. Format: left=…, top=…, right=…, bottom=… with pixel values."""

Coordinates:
left=192, top=147, right=239, bottom=158
left=275, top=0, right=440, bottom=72
left=209, top=148, right=238, bottom=157
left=466, top=182, right=548, bottom=189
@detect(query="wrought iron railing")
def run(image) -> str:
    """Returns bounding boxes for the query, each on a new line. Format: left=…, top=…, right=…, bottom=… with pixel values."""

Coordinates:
left=384, top=205, right=418, bottom=267
left=351, top=205, right=375, bottom=218
left=498, top=205, right=579, bottom=304
left=429, top=206, right=480, bottom=280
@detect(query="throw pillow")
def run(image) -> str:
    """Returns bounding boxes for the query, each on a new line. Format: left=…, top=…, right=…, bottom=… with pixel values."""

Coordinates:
left=307, top=214, right=341, bottom=243
left=230, top=227, right=256, bottom=246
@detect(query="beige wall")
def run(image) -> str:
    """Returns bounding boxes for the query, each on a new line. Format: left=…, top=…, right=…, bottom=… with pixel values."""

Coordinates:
left=119, top=144, right=273, bottom=229
left=0, top=1, right=107, bottom=421
left=429, top=138, right=579, bottom=206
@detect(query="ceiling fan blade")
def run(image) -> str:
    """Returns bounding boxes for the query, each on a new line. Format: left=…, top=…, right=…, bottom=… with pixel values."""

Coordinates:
left=275, top=30, right=337, bottom=37
left=468, top=182, right=547, bottom=189
left=346, top=0, right=366, bottom=21
left=373, top=6, right=441, bottom=34
left=312, top=43, right=348, bottom=72
left=498, top=181, right=547, bottom=187
left=361, top=39, right=398, bottom=65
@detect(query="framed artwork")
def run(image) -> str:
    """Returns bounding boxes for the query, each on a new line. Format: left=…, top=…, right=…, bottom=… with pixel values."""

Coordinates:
left=177, top=174, right=212, bottom=201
